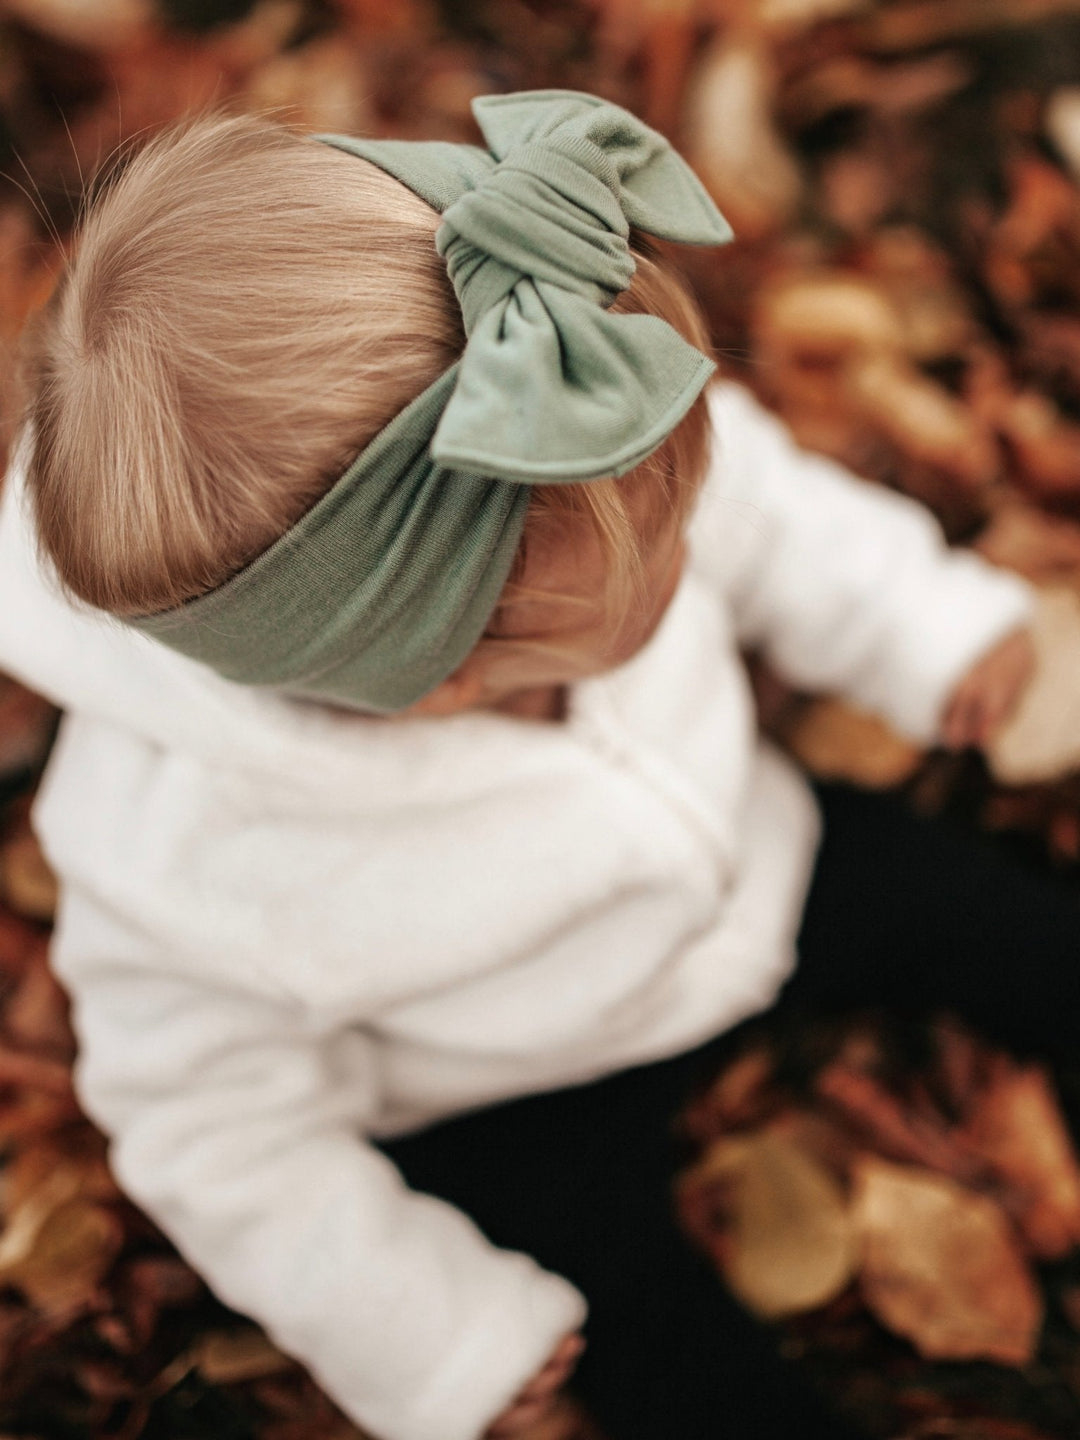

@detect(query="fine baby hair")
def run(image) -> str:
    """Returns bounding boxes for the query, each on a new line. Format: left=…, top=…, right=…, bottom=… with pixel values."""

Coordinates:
left=24, top=105, right=720, bottom=709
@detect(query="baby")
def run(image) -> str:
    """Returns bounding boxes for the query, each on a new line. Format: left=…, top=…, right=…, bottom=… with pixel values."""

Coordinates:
left=0, top=94, right=1060, bottom=1440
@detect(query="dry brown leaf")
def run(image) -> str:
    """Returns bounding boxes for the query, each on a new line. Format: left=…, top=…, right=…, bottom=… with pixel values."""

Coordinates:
left=0, top=1160, right=85, bottom=1266
left=817, top=1058, right=982, bottom=1181
left=242, top=36, right=375, bottom=134
left=976, top=501, right=1080, bottom=587
left=335, top=0, right=431, bottom=36
left=0, top=1043, right=73, bottom=1097
left=2, top=1142, right=120, bottom=1215
left=639, top=7, right=698, bottom=136
left=753, top=0, right=871, bottom=32
left=994, top=390, right=1080, bottom=499
left=680, top=1042, right=777, bottom=1142
left=0, top=908, right=48, bottom=977
left=4, top=957, right=73, bottom=1058
left=861, top=0, right=1080, bottom=53
left=0, top=1091, right=80, bottom=1143
left=0, top=682, right=56, bottom=781
left=98, top=37, right=249, bottom=146
left=0, top=0, right=152, bottom=52
left=817, top=146, right=895, bottom=235
left=1047, top=87, right=1080, bottom=187
left=103, top=1254, right=203, bottom=1355
left=683, top=34, right=802, bottom=238
left=754, top=271, right=906, bottom=364
left=0, top=1197, right=122, bottom=1315
left=959, top=1060, right=1080, bottom=1259
left=783, top=698, right=923, bottom=789
left=192, top=1326, right=294, bottom=1384
left=931, top=1015, right=989, bottom=1118
left=848, top=355, right=999, bottom=488
left=852, top=1156, right=1042, bottom=1365
left=0, top=823, right=59, bottom=925
left=988, top=589, right=1080, bottom=783
left=207, top=0, right=305, bottom=72
left=746, top=268, right=1000, bottom=490
left=994, top=155, right=1080, bottom=266
left=783, top=52, right=970, bottom=128
left=678, top=1129, right=856, bottom=1319
left=863, top=227, right=979, bottom=362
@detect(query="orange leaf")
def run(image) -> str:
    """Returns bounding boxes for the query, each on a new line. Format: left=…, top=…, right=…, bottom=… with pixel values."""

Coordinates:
left=959, top=1059, right=1080, bottom=1259
left=852, top=1156, right=1042, bottom=1365
left=678, top=1128, right=856, bottom=1319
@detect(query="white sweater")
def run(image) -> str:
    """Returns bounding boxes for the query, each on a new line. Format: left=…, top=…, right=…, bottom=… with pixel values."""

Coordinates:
left=0, top=384, right=1031, bottom=1440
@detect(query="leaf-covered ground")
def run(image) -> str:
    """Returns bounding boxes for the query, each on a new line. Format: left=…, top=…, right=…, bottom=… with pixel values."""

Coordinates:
left=4, top=2, right=1080, bottom=1436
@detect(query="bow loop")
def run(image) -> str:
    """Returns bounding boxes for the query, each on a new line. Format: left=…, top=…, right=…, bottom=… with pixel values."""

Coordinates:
left=427, top=91, right=733, bottom=481
left=472, top=91, right=732, bottom=246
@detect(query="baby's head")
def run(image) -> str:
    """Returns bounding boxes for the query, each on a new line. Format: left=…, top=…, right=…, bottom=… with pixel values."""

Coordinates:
left=24, top=107, right=719, bottom=715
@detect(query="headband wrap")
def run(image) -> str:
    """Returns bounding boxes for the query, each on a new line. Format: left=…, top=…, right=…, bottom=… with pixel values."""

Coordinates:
left=128, top=90, right=733, bottom=711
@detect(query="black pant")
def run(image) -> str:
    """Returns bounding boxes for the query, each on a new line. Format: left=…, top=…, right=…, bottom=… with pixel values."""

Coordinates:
left=380, top=785, right=1080, bottom=1439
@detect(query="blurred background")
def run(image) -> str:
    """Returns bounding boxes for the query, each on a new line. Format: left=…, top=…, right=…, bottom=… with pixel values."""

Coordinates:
left=2, top=2, right=1080, bottom=1437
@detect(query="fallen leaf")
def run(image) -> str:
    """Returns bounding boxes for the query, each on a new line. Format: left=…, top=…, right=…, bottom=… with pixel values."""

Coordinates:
left=0, top=826, right=58, bottom=925
left=192, top=1326, right=294, bottom=1384
left=931, top=1015, right=989, bottom=1118
left=683, top=34, right=802, bottom=238
left=959, top=1060, right=1080, bottom=1259
left=0, top=1197, right=123, bottom=1316
left=754, top=271, right=907, bottom=366
left=243, top=35, right=375, bottom=134
left=848, top=354, right=999, bottom=488
left=1047, top=86, right=1080, bottom=184
left=679, top=1042, right=777, bottom=1142
left=998, top=392, right=1080, bottom=498
left=755, top=0, right=871, bottom=32
left=862, top=0, right=1080, bottom=54
left=852, top=1156, right=1042, bottom=1365
left=4, top=955, right=74, bottom=1058
left=817, top=1057, right=985, bottom=1185
left=0, top=0, right=152, bottom=50
left=976, top=501, right=1080, bottom=586
left=0, top=682, right=56, bottom=781
left=678, top=1128, right=857, bottom=1319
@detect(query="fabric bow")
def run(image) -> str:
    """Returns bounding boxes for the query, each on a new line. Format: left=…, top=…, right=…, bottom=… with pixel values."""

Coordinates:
left=323, top=90, right=732, bottom=482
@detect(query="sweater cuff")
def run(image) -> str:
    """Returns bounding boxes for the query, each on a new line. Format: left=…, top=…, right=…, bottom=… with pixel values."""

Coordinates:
left=346, top=1262, right=587, bottom=1440
left=871, top=555, right=1034, bottom=745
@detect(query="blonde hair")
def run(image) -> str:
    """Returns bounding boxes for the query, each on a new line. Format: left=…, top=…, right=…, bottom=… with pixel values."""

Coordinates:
left=26, top=114, right=461, bottom=615
left=24, top=112, right=713, bottom=670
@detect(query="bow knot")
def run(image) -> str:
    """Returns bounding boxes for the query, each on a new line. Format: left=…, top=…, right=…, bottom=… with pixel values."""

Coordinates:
left=438, top=137, right=634, bottom=334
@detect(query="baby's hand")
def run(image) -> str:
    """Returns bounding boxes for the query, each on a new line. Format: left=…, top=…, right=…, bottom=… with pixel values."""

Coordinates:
left=941, top=628, right=1036, bottom=751
left=483, top=1332, right=585, bottom=1437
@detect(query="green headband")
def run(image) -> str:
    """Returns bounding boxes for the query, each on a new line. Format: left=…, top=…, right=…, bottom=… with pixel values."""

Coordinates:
left=129, top=90, right=733, bottom=711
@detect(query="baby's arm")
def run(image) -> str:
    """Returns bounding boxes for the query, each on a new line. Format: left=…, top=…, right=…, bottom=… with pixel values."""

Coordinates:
left=47, top=882, right=585, bottom=1440
left=691, top=383, right=1034, bottom=744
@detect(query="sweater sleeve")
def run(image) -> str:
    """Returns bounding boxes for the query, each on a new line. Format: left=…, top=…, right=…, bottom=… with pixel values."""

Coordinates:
left=689, top=383, right=1034, bottom=743
left=48, top=882, right=586, bottom=1440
